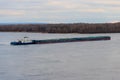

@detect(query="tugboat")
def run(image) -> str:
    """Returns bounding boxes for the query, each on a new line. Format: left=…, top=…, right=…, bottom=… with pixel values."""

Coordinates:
left=10, top=37, right=35, bottom=45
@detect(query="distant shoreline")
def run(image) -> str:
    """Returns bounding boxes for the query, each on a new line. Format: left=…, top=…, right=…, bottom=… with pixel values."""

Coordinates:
left=0, top=23, right=120, bottom=33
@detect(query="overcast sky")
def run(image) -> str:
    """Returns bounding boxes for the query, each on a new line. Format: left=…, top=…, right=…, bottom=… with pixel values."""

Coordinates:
left=0, top=0, right=120, bottom=23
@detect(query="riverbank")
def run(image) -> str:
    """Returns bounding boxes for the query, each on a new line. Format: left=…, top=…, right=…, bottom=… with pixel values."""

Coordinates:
left=0, top=22, right=120, bottom=33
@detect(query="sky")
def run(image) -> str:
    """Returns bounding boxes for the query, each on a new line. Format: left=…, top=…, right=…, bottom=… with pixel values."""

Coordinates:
left=0, top=0, right=120, bottom=23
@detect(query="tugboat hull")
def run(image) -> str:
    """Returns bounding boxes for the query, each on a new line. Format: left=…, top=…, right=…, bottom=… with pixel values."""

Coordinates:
left=10, top=42, right=35, bottom=45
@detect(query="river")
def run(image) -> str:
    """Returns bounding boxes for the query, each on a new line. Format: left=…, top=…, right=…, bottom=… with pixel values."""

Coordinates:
left=0, top=32, right=120, bottom=80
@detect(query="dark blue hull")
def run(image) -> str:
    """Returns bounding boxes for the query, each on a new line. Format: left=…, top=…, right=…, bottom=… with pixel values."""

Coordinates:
left=10, top=42, right=35, bottom=45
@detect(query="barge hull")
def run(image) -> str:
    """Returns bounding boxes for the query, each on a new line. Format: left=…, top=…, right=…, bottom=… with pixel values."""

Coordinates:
left=32, top=36, right=110, bottom=44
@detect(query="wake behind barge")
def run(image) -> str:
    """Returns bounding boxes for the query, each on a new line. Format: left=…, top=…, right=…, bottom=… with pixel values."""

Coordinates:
left=10, top=36, right=111, bottom=45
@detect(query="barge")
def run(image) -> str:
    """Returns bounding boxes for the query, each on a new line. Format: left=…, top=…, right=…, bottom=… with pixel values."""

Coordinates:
left=10, top=36, right=111, bottom=45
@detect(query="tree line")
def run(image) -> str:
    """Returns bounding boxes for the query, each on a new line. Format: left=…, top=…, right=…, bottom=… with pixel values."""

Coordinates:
left=0, top=23, right=120, bottom=33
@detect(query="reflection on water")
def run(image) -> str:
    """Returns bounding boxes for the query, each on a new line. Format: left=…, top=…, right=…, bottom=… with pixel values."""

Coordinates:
left=0, top=32, right=120, bottom=80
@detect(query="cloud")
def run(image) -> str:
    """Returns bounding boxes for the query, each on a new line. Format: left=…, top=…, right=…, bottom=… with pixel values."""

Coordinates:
left=0, top=10, right=25, bottom=16
left=93, top=0, right=120, bottom=5
left=79, top=9, right=105, bottom=13
left=110, top=20, right=120, bottom=23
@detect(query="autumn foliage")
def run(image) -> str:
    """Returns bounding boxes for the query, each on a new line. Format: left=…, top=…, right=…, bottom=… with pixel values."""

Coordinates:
left=0, top=23, right=120, bottom=33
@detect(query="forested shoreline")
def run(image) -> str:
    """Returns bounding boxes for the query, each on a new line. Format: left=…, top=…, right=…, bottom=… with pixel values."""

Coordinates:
left=0, top=23, right=120, bottom=33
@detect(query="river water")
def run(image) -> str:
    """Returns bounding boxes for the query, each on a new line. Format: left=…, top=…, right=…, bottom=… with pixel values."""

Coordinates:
left=0, top=32, right=120, bottom=80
